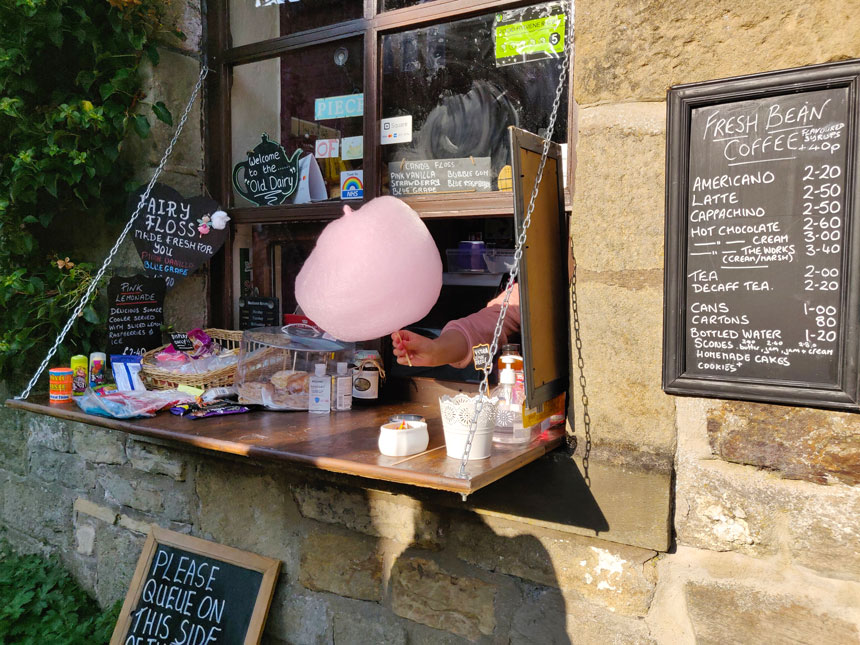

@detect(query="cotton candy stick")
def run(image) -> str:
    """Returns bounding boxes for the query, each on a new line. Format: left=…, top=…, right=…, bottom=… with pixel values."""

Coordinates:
left=394, top=331, right=413, bottom=367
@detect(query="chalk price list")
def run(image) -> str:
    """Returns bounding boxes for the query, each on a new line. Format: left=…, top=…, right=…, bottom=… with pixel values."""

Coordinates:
left=686, top=88, right=848, bottom=383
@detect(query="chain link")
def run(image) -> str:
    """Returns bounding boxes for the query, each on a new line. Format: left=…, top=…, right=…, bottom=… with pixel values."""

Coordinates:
left=458, top=2, right=574, bottom=478
left=16, top=65, right=210, bottom=400
left=570, top=245, right=591, bottom=486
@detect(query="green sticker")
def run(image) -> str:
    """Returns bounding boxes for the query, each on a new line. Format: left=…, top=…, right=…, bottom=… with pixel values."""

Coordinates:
left=495, top=12, right=566, bottom=67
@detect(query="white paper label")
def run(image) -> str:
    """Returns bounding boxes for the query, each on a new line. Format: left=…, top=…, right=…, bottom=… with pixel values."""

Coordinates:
left=341, top=135, right=363, bottom=161
left=314, top=139, right=339, bottom=159
left=380, top=116, right=412, bottom=145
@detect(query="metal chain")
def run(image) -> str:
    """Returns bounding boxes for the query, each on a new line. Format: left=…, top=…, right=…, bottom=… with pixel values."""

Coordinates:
left=16, top=65, right=210, bottom=400
left=570, top=244, right=591, bottom=487
left=458, top=1, right=574, bottom=478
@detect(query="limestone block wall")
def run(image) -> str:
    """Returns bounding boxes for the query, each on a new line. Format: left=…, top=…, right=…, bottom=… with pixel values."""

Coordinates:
left=0, top=407, right=660, bottom=644
left=571, top=0, right=860, bottom=642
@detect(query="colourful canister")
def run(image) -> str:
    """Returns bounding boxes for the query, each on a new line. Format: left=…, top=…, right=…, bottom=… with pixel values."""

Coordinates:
left=70, top=354, right=88, bottom=395
left=49, top=367, right=74, bottom=403
left=89, top=352, right=106, bottom=387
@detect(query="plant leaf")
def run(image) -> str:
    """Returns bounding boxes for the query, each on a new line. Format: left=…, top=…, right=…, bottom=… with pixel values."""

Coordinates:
left=152, top=101, right=172, bottom=126
left=132, top=115, right=150, bottom=138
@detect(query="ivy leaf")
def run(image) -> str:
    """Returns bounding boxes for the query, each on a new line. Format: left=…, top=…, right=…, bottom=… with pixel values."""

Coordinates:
left=99, top=82, right=115, bottom=101
left=82, top=305, right=100, bottom=324
left=146, top=44, right=159, bottom=65
left=43, top=174, right=58, bottom=197
left=132, top=115, right=150, bottom=138
left=152, top=101, right=172, bottom=126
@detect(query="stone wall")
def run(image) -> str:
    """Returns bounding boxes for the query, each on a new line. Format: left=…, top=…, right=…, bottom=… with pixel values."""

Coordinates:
left=2, top=1, right=860, bottom=643
left=571, top=0, right=860, bottom=642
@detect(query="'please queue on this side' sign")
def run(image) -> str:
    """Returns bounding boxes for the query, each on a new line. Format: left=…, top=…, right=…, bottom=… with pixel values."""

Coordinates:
left=663, top=59, right=860, bottom=411
left=111, top=526, right=280, bottom=645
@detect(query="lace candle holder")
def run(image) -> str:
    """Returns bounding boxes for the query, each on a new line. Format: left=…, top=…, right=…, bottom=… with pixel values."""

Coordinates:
left=438, top=394, right=498, bottom=460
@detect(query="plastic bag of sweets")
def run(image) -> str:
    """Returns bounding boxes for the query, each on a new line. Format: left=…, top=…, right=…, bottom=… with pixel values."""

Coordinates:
left=75, top=388, right=194, bottom=419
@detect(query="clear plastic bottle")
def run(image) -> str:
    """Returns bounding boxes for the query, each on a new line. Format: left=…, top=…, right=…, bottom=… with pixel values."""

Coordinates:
left=308, top=363, right=332, bottom=413
left=492, top=366, right=528, bottom=443
left=331, top=361, right=352, bottom=411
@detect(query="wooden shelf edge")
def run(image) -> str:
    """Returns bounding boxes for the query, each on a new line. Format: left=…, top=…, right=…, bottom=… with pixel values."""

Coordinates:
left=5, top=398, right=563, bottom=496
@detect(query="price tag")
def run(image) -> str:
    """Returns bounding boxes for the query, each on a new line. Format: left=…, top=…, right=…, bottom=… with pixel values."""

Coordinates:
left=472, top=344, right=491, bottom=371
left=169, top=332, right=194, bottom=352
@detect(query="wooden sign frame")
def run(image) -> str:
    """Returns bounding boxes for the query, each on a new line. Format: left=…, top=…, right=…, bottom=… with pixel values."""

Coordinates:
left=663, top=59, right=860, bottom=410
left=111, top=525, right=280, bottom=645
left=510, top=126, right=570, bottom=410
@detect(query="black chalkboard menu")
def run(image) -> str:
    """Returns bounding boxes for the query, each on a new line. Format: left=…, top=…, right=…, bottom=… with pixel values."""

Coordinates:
left=111, top=526, right=279, bottom=645
left=239, top=297, right=280, bottom=331
left=663, top=60, right=860, bottom=410
left=107, top=275, right=166, bottom=358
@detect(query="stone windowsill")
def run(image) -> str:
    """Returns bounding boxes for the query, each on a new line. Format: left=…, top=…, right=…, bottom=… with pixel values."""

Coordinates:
left=5, top=396, right=564, bottom=497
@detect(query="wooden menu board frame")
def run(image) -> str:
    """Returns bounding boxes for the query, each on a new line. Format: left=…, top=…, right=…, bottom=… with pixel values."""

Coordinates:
left=663, top=59, right=860, bottom=410
left=111, top=526, right=280, bottom=645
left=510, top=126, right=570, bottom=410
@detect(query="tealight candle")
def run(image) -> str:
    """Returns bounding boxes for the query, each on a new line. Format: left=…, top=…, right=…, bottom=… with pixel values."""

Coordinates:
left=378, top=420, right=429, bottom=457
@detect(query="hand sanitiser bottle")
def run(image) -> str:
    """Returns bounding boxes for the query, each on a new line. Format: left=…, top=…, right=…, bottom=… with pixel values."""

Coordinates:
left=492, top=366, right=527, bottom=443
left=332, top=361, right=352, bottom=411
left=309, top=363, right=332, bottom=413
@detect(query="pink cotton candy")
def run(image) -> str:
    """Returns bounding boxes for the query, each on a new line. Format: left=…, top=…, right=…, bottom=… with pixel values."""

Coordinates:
left=295, top=196, right=442, bottom=341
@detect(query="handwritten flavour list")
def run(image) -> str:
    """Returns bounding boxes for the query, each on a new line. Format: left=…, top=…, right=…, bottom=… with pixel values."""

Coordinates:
left=664, top=61, right=860, bottom=410
left=686, top=88, right=848, bottom=383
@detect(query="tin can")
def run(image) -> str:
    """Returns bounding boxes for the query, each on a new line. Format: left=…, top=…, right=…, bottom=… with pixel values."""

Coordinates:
left=49, top=368, right=74, bottom=403
left=70, top=355, right=88, bottom=395
left=89, top=352, right=106, bottom=387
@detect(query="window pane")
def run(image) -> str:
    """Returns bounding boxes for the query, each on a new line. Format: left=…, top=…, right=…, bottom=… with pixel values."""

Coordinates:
left=379, top=0, right=441, bottom=10
left=231, top=38, right=364, bottom=208
left=380, top=2, right=569, bottom=196
left=230, top=0, right=362, bottom=48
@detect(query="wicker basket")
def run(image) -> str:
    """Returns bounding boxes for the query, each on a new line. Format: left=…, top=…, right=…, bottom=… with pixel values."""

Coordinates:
left=140, top=328, right=244, bottom=390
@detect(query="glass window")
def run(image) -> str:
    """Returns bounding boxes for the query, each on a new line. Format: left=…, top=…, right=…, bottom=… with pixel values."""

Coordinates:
left=230, top=0, right=362, bottom=48
left=380, top=0, right=441, bottom=10
left=380, top=2, right=569, bottom=196
left=230, top=38, right=364, bottom=208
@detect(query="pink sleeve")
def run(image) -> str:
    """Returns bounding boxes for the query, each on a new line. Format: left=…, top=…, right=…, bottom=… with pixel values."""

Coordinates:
left=441, top=284, right=521, bottom=369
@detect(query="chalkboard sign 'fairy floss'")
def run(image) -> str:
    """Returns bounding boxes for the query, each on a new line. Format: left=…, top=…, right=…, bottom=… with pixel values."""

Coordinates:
left=663, top=60, right=860, bottom=411
left=233, top=133, right=302, bottom=206
left=111, top=526, right=280, bottom=645
left=129, top=183, right=230, bottom=290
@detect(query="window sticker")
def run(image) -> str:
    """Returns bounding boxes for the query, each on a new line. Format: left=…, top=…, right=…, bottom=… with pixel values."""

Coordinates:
left=315, top=93, right=364, bottom=120
left=341, top=135, right=364, bottom=161
left=314, top=139, right=340, bottom=159
left=380, top=115, right=413, bottom=145
left=494, top=3, right=566, bottom=67
left=341, top=170, right=364, bottom=200
left=388, top=157, right=492, bottom=196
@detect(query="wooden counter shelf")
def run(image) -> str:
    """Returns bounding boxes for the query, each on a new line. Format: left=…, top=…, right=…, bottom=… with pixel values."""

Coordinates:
left=5, top=396, right=564, bottom=497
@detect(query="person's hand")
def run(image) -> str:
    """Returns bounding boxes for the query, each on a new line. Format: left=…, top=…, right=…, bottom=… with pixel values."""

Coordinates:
left=391, top=330, right=439, bottom=366
left=391, top=329, right=470, bottom=368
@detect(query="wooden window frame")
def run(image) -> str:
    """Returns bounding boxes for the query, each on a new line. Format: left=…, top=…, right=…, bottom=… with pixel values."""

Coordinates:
left=206, top=0, right=574, bottom=327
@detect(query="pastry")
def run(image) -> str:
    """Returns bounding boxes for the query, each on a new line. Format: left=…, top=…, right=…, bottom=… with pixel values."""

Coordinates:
left=238, top=381, right=271, bottom=404
left=270, top=370, right=310, bottom=394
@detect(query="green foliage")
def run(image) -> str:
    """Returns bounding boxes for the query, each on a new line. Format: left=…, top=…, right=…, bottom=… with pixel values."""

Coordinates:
left=0, top=542, right=121, bottom=643
left=0, top=0, right=172, bottom=386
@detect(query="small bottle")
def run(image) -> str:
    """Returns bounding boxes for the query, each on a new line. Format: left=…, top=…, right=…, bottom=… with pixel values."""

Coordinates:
left=70, top=355, right=88, bottom=396
left=332, top=362, right=352, bottom=411
left=498, top=343, right=523, bottom=373
left=308, top=363, right=331, bottom=414
left=89, top=352, right=106, bottom=388
left=492, top=366, right=527, bottom=443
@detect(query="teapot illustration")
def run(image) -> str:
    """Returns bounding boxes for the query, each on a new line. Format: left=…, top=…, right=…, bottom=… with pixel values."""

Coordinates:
left=232, top=133, right=302, bottom=206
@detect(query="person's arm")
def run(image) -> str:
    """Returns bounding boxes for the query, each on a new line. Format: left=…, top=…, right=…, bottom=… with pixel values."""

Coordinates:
left=392, top=284, right=521, bottom=369
left=440, top=284, right=520, bottom=369
left=391, top=329, right=469, bottom=367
